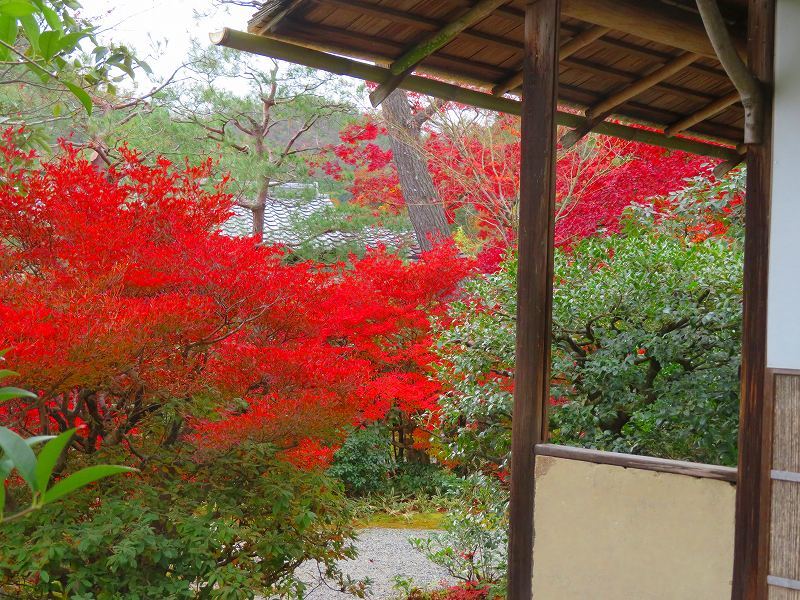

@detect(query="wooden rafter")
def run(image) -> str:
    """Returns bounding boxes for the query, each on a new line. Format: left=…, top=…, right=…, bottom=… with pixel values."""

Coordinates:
left=318, top=0, right=523, bottom=52
left=560, top=51, right=701, bottom=147
left=492, top=25, right=609, bottom=97
left=561, top=0, right=745, bottom=58
left=211, top=28, right=741, bottom=161
left=586, top=52, right=701, bottom=119
left=557, top=83, right=744, bottom=144
left=665, top=90, right=741, bottom=136
left=560, top=57, right=719, bottom=103
left=283, top=20, right=512, bottom=81
left=369, top=0, right=509, bottom=107
left=265, top=19, right=743, bottom=143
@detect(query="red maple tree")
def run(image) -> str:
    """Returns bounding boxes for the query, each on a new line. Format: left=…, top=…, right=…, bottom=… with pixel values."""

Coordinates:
left=0, top=130, right=469, bottom=468
left=318, top=111, right=713, bottom=248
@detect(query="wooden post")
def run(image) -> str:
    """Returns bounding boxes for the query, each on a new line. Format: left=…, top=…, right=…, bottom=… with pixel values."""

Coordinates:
left=731, top=0, right=775, bottom=599
left=507, top=0, right=559, bottom=599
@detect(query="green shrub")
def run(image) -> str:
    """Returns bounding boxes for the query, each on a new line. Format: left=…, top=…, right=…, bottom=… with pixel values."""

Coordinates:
left=328, top=425, right=393, bottom=496
left=389, top=462, right=461, bottom=498
left=328, top=425, right=460, bottom=498
left=411, top=475, right=507, bottom=590
left=435, top=229, right=742, bottom=468
left=0, top=444, right=361, bottom=599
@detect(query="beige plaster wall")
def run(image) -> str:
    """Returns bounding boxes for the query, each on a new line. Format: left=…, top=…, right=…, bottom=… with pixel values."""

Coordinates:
left=531, top=455, right=736, bottom=600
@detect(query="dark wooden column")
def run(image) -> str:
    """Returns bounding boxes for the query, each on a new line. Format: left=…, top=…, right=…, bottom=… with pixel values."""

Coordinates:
left=732, top=0, right=775, bottom=599
left=507, top=1, right=560, bottom=599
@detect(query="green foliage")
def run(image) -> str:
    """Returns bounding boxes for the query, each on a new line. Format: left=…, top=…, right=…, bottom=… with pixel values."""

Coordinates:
left=329, top=426, right=460, bottom=498
left=436, top=228, right=743, bottom=468
left=0, top=0, right=148, bottom=131
left=433, top=257, right=517, bottom=473
left=550, top=231, right=742, bottom=465
left=0, top=360, right=134, bottom=524
left=389, top=463, right=461, bottom=498
left=328, top=425, right=393, bottom=496
left=411, top=475, right=507, bottom=590
left=0, top=444, right=361, bottom=599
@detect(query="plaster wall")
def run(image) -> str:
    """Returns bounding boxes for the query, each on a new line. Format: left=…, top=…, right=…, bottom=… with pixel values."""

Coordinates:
left=767, top=0, right=800, bottom=369
left=530, top=456, right=736, bottom=599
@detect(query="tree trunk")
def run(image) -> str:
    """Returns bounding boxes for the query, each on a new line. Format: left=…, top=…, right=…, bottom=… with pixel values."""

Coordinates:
left=251, top=178, right=270, bottom=243
left=382, top=89, right=450, bottom=252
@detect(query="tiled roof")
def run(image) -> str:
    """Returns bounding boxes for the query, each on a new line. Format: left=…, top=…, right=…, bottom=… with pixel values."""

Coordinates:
left=221, top=183, right=420, bottom=256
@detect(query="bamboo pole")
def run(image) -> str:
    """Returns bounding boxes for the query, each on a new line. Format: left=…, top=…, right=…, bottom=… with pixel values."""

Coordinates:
left=492, top=25, right=610, bottom=96
left=665, top=90, right=741, bottom=136
left=210, top=28, right=741, bottom=161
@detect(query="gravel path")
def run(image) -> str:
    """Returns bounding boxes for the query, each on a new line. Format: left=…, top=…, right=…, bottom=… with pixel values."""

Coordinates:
left=294, top=528, right=454, bottom=599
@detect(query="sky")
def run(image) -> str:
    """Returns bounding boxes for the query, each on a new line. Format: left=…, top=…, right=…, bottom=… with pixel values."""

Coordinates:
left=78, top=0, right=254, bottom=88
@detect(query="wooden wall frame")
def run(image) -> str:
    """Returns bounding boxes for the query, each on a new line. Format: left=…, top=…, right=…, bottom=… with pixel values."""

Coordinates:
left=535, top=444, right=738, bottom=483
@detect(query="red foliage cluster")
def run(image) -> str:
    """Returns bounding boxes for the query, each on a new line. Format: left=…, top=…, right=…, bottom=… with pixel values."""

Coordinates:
left=318, top=113, right=712, bottom=248
left=409, top=582, right=492, bottom=600
left=0, top=131, right=470, bottom=468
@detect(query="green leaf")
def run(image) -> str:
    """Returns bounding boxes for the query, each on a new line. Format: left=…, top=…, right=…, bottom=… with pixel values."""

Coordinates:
left=17, top=13, right=38, bottom=53
left=38, top=29, right=60, bottom=61
left=0, top=1, right=37, bottom=18
left=63, top=80, right=91, bottom=115
left=0, top=426, right=38, bottom=492
left=54, top=30, right=83, bottom=54
left=0, top=15, right=18, bottom=60
left=41, top=5, right=62, bottom=32
left=0, top=386, right=37, bottom=402
left=0, top=369, right=19, bottom=379
left=24, top=435, right=55, bottom=447
left=43, top=465, right=136, bottom=504
left=35, top=429, right=75, bottom=492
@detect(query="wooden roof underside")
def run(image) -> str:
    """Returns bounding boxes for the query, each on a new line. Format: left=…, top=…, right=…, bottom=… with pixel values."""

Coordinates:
left=248, top=0, right=749, bottom=152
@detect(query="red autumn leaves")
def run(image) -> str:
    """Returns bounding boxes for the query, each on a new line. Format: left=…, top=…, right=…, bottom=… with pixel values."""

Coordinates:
left=0, top=131, right=469, bottom=468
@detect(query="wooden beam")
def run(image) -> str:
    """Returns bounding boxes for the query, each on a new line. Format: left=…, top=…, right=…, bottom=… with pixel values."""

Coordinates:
left=319, top=0, right=523, bottom=52
left=507, top=1, right=559, bottom=599
left=732, top=0, right=775, bottom=597
left=586, top=52, right=701, bottom=119
left=560, top=57, right=719, bottom=103
left=664, top=90, right=740, bottom=136
left=535, top=444, right=738, bottom=482
left=210, top=28, right=742, bottom=160
left=559, top=21, right=731, bottom=81
left=492, top=25, right=609, bottom=96
left=561, top=0, right=746, bottom=58
left=559, top=51, right=701, bottom=147
left=369, top=0, right=509, bottom=106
